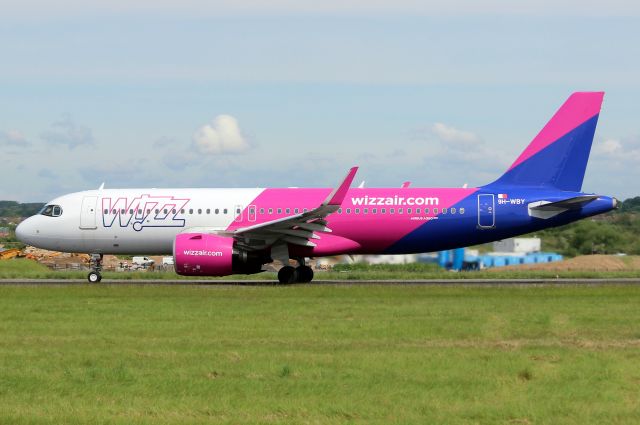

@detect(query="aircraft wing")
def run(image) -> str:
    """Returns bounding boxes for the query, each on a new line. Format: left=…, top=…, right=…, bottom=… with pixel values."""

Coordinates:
left=229, top=167, right=358, bottom=250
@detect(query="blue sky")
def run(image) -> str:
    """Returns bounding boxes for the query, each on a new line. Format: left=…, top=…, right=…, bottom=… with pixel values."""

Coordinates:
left=2, top=2, right=640, bottom=201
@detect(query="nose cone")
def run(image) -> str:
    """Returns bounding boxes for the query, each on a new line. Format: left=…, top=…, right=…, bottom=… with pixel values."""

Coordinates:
left=15, top=218, right=34, bottom=245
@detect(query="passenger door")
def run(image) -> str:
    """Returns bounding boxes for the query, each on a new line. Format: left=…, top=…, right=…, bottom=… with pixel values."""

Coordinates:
left=80, top=196, right=98, bottom=230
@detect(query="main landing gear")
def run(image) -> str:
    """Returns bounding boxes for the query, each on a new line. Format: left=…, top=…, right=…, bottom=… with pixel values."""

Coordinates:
left=277, top=259, right=314, bottom=284
left=87, top=253, right=103, bottom=283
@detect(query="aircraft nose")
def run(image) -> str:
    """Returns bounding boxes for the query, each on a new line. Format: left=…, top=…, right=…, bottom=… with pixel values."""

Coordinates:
left=15, top=218, right=33, bottom=245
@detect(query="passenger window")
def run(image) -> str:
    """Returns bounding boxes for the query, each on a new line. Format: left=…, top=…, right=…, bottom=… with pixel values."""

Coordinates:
left=338, top=208, right=342, bottom=214
left=346, top=208, right=351, bottom=214
left=407, top=208, right=411, bottom=214
left=103, top=209, right=108, bottom=214
left=181, top=209, right=185, bottom=214
left=198, top=209, right=202, bottom=214
left=425, top=208, right=429, bottom=214
left=451, top=208, right=456, bottom=214
left=442, top=208, right=447, bottom=214
left=146, top=209, right=151, bottom=214
left=223, top=209, right=228, bottom=214
left=355, top=208, right=360, bottom=214
left=381, top=208, right=386, bottom=214
left=164, top=209, right=168, bottom=214
left=364, top=208, right=368, bottom=214
left=416, top=208, right=420, bottom=214
left=260, top=208, right=264, bottom=214
left=286, top=208, right=290, bottom=214
left=460, top=208, right=465, bottom=214
left=277, top=208, right=282, bottom=214
left=138, top=209, right=143, bottom=214
left=189, top=209, right=193, bottom=214
left=398, top=208, right=403, bottom=214
left=268, top=208, right=273, bottom=214
left=372, top=208, right=377, bottom=214
left=215, top=209, right=219, bottom=214
left=390, top=208, right=395, bottom=214
left=172, top=209, right=177, bottom=214
left=236, top=208, right=241, bottom=214
left=121, top=209, right=126, bottom=214
left=249, top=207, right=255, bottom=215
left=206, top=209, right=210, bottom=214
left=303, top=208, right=308, bottom=213
left=433, top=208, right=438, bottom=214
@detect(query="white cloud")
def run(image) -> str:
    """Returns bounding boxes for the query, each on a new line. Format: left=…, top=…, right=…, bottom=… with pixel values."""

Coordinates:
left=592, top=137, right=640, bottom=161
left=192, top=114, right=249, bottom=155
left=594, top=138, right=623, bottom=155
left=0, top=130, right=29, bottom=146
left=431, top=122, right=480, bottom=147
left=40, top=115, right=94, bottom=149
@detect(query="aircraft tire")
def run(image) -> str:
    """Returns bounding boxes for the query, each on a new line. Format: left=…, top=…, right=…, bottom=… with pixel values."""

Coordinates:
left=88, top=272, right=102, bottom=283
left=296, top=266, right=314, bottom=283
left=277, top=266, right=297, bottom=284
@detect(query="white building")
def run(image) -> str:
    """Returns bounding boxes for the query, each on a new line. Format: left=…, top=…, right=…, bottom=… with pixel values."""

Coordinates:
left=493, top=238, right=541, bottom=254
left=350, top=254, right=418, bottom=264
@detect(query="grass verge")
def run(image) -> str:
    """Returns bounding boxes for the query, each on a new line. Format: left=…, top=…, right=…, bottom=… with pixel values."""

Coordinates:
left=3, top=258, right=640, bottom=280
left=0, top=284, right=639, bottom=424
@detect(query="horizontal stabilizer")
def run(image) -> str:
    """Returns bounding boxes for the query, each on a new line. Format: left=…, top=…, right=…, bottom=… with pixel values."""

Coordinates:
left=530, top=195, right=599, bottom=211
left=528, top=195, right=599, bottom=219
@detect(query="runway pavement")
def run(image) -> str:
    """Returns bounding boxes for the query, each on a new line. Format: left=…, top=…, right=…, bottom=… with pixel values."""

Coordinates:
left=2, top=278, right=640, bottom=285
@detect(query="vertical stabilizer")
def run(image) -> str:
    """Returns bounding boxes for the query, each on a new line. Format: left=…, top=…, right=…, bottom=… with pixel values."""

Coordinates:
left=486, top=92, right=604, bottom=191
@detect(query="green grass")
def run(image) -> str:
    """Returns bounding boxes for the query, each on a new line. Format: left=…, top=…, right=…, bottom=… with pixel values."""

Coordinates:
left=4, top=258, right=640, bottom=281
left=0, top=284, right=639, bottom=424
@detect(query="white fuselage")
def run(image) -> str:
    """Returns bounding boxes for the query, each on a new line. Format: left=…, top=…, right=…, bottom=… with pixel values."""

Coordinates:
left=16, top=188, right=263, bottom=254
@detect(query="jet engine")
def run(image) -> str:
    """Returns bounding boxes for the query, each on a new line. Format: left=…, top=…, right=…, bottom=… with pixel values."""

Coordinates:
left=173, top=233, right=265, bottom=276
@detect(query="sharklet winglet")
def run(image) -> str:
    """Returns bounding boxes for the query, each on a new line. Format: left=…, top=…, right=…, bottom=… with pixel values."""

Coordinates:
left=323, top=167, right=358, bottom=207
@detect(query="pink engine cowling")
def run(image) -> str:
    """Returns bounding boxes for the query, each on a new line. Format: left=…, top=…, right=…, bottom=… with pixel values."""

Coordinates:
left=173, top=233, right=234, bottom=276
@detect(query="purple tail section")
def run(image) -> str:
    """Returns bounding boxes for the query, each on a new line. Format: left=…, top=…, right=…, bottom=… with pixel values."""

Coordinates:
left=486, top=92, right=604, bottom=191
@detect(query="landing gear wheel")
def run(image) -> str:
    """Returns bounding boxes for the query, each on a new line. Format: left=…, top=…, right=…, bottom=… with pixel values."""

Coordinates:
left=88, top=253, right=104, bottom=283
left=278, top=266, right=297, bottom=284
left=296, top=265, right=314, bottom=283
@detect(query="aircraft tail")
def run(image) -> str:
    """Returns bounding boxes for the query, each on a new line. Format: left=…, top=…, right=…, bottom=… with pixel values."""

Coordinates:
left=486, top=92, right=604, bottom=191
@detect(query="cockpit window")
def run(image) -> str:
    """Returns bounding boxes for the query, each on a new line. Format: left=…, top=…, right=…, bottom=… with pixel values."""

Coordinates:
left=40, top=204, right=63, bottom=217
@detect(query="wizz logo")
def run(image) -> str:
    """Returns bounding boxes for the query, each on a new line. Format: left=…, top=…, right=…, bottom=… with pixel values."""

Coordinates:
left=102, top=195, right=190, bottom=232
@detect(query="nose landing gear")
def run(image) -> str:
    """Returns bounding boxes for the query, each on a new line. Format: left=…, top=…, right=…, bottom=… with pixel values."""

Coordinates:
left=87, top=253, right=103, bottom=283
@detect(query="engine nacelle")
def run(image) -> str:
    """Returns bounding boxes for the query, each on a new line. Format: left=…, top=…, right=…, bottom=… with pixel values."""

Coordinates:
left=173, top=233, right=234, bottom=276
left=173, top=233, right=265, bottom=276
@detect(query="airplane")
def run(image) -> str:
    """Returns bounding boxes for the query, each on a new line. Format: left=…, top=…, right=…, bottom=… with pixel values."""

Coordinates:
left=16, top=92, right=618, bottom=283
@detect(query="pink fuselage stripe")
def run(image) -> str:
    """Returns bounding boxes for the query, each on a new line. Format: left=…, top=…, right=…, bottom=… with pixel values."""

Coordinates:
left=508, top=92, right=603, bottom=171
left=227, top=187, right=478, bottom=254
